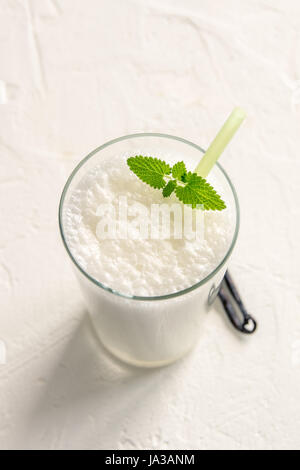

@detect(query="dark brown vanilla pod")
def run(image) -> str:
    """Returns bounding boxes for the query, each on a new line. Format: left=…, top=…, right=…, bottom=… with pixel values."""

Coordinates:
left=218, top=271, right=257, bottom=334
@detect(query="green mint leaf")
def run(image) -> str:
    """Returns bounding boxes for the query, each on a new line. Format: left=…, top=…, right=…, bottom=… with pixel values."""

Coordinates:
left=127, top=156, right=171, bottom=189
left=162, top=180, right=177, bottom=197
left=172, top=161, right=187, bottom=181
left=127, top=156, right=226, bottom=211
left=175, top=173, right=226, bottom=210
left=184, top=171, right=196, bottom=183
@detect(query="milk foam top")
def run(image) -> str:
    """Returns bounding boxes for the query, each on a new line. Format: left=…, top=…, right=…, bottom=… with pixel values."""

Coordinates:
left=63, top=151, right=236, bottom=297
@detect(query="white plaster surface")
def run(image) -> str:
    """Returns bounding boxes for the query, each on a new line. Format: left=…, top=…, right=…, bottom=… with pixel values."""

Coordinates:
left=0, top=0, right=300, bottom=450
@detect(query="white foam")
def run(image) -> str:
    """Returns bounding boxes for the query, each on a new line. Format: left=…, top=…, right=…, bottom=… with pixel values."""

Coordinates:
left=63, top=153, right=234, bottom=296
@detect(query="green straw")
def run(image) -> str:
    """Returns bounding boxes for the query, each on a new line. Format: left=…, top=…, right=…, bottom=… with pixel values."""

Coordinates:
left=195, top=107, right=246, bottom=177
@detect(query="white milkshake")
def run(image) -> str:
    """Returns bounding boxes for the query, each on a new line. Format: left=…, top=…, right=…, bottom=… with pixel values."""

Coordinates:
left=60, top=134, right=239, bottom=366
left=64, top=154, right=233, bottom=297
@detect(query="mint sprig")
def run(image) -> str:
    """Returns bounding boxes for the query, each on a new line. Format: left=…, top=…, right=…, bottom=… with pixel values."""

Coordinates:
left=127, top=156, right=226, bottom=211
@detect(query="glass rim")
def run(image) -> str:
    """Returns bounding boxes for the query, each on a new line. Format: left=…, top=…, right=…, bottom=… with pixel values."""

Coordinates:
left=59, top=132, right=240, bottom=302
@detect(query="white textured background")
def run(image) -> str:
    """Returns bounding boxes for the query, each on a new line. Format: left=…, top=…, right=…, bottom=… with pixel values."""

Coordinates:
left=1, top=0, right=300, bottom=450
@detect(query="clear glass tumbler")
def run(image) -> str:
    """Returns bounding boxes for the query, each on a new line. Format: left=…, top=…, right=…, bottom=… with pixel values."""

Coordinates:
left=59, top=134, right=239, bottom=367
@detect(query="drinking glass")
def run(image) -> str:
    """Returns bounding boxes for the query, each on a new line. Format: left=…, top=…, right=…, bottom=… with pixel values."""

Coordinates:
left=59, top=134, right=239, bottom=367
